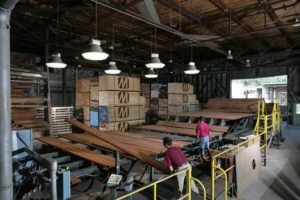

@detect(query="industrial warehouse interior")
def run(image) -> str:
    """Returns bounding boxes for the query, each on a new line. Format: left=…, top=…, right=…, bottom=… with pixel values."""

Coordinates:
left=0, top=0, right=300, bottom=199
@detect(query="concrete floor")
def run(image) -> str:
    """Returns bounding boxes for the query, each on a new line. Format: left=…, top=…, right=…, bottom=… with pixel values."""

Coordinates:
left=234, top=123, right=300, bottom=200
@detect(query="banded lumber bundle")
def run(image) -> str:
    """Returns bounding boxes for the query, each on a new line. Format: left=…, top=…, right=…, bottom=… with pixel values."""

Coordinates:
left=168, top=104, right=199, bottom=113
left=168, top=83, right=194, bottom=94
left=99, top=105, right=144, bottom=122
left=101, top=120, right=145, bottom=132
left=156, top=120, right=229, bottom=133
left=36, top=137, right=115, bottom=167
left=99, top=75, right=140, bottom=91
left=67, top=119, right=170, bottom=174
left=99, top=91, right=145, bottom=106
left=204, top=98, right=261, bottom=113
left=168, top=94, right=197, bottom=105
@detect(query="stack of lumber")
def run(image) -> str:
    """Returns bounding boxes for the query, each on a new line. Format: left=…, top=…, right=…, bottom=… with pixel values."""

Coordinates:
left=140, top=83, right=150, bottom=108
left=76, top=76, right=146, bottom=131
left=51, top=107, right=73, bottom=135
left=167, top=83, right=199, bottom=113
left=11, top=67, right=48, bottom=138
left=76, top=78, right=92, bottom=126
left=150, top=83, right=159, bottom=111
left=99, top=75, right=145, bottom=131
left=204, top=98, right=261, bottom=113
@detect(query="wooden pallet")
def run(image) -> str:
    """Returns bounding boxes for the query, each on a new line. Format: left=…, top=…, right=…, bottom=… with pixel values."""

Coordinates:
left=51, top=107, right=73, bottom=135
left=168, top=111, right=255, bottom=120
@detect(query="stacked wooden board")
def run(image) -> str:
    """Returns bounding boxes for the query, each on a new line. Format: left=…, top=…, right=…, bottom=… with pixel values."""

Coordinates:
left=76, top=75, right=146, bottom=131
left=167, top=83, right=199, bottom=114
left=204, top=98, right=261, bottom=113
left=140, top=83, right=150, bottom=108
left=11, top=67, right=48, bottom=138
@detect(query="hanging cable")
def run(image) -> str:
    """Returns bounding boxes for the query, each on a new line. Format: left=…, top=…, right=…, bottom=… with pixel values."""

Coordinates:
left=154, top=27, right=157, bottom=52
left=112, top=23, right=115, bottom=59
left=95, top=2, right=98, bottom=38
left=56, top=0, right=59, bottom=52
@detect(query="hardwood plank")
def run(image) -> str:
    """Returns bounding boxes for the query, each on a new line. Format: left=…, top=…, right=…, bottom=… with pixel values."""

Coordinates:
left=67, top=119, right=170, bottom=174
left=168, top=111, right=254, bottom=120
left=156, top=121, right=229, bottom=133
left=137, top=125, right=224, bottom=138
left=36, top=137, right=115, bottom=168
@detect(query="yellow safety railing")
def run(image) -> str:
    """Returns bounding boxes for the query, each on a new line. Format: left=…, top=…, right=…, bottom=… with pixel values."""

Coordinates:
left=211, top=100, right=282, bottom=200
left=117, top=168, right=206, bottom=200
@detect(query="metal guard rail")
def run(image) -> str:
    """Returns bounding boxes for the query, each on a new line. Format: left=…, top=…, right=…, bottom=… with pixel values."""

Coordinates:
left=117, top=168, right=206, bottom=200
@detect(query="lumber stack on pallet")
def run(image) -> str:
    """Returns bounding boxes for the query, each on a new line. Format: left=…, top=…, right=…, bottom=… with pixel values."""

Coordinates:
left=140, top=83, right=150, bottom=108
left=10, top=67, right=48, bottom=138
left=51, top=107, right=73, bottom=135
left=76, top=75, right=146, bottom=132
left=167, top=83, right=200, bottom=114
left=204, top=98, right=261, bottom=113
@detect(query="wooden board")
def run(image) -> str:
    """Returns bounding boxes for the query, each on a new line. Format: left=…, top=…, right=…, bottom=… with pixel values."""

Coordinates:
left=205, top=98, right=261, bottom=113
left=90, top=86, right=99, bottom=101
left=36, top=137, right=115, bottom=167
left=67, top=119, right=170, bottom=174
left=158, top=99, right=168, bottom=108
left=168, top=94, right=197, bottom=105
left=235, top=143, right=261, bottom=197
left=168, top=83, right=193, bottom=94
left=156, top=121, right=229, bottom=133
left=137, top=125, right=224, bottom=138
left=99, top=75, right=140, bottom=91
left=99, top=91, right=144, bottom=106
left=168, top=111, right=255, bottom=120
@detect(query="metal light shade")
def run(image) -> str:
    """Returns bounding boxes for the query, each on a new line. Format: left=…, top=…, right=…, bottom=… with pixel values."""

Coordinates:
left=227, top=50, right=233, bottom=60
left=82, top=39, right=109, bottom=61
left=145, top=68, right=158, bottom=78
left=145, top=53, right=165, bottom=69
left=46, top=53, right=67, bottom=68
left=105, top=61, right=121, bottom=74
left=293, top=18, right=300, bottom=27
left=246, top=59, right=251, bottom=67
left=184, top=62, right=200, bottom=75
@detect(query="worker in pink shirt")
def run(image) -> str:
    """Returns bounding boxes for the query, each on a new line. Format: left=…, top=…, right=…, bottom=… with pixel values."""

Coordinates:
left=196, top=116, right=211, bottom=161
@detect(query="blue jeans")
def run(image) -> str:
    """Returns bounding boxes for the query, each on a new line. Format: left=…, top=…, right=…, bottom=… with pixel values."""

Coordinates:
left=199, top=136, right=209, bottom=149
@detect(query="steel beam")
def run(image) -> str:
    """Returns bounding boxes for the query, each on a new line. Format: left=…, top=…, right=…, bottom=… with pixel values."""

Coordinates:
left=0, top=1, right=19, bottom=199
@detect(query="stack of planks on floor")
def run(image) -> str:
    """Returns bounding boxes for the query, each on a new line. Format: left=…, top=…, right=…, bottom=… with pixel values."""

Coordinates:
left=76, top=75, right=146, bottom=131
left=167, top=83, right=200, bottom=114
left=11, top=67, right=48, bottom=138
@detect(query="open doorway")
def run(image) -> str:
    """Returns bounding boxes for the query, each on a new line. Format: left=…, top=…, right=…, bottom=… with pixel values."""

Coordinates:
left=231, top=75, right=287, bottom=106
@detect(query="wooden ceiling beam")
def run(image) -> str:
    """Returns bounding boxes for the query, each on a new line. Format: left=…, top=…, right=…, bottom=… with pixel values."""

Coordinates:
left=208, top=0, right=270, bottom=49
left=264, top=0, right=296, bottom=47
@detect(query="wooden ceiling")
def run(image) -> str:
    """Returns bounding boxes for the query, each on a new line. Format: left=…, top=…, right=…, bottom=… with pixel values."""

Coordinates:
left=10, top=0, right=300, bottom=72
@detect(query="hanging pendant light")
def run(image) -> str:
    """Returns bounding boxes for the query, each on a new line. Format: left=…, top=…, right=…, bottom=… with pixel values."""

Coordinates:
left=184, top=62, right=200, bottom=75
left=105, top=61, right=121, bottom=74
left=145, top=68, right=158, bottom=78
left=46, top=53, right=67, bottom=68
left=245, top=59, right=251, bottom=67
left=82, top=2, right=108, bottom=61
left=146, top=53, right=165, bottom=69
left=145, top=27, right=165, bottom=69
left=46, top=0, right=67, bottom=68
left=293, top=17, right=300, bottom=27
left=82, top=39, right=108, bottom=61
left=227, top=50, right=233, bottom=60
left=105, top=24, right=120, bottom=74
